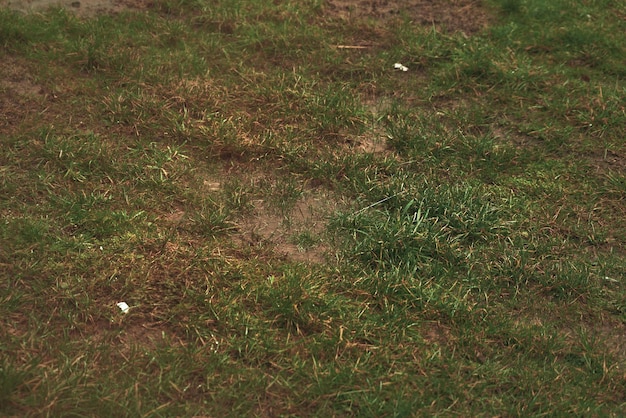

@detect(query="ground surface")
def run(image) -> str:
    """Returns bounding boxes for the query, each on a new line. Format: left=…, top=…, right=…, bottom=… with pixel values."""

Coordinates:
left=1, top=0, right=146, bottom=17
left=326, top=0, right=491, bottom=34
left=2, top=0, right=491, bottom=33
left=2, top=0, right=626, bottom=415
left=0, top=0, right=493, bottom=261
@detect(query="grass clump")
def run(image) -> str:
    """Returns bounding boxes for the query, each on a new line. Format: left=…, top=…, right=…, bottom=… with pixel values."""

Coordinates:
left=332, top=180, right=505, bottom=270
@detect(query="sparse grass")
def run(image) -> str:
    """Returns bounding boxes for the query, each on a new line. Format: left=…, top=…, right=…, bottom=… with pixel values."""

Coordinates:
left=1, top=0, right=626, bottom=415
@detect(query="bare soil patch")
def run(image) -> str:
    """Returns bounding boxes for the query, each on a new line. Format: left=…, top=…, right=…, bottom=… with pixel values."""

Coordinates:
left=235, top=188, right=336, bottom=264
left=0, top=56, right=46, bottom=135
left=325, top=0, right=492, bottom=35
left=590, top=149, right=626, bottom=175
left=0, top=59, right=43, bottom=98
left=205, top=167, right=342, bottom=264
left=1, top=0, right=148, bottom=17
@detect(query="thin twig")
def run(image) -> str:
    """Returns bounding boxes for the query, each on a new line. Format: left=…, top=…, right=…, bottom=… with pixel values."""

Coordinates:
left=352, top=190, right=409, bottom=217
left=334, top=45, right=370, bottom=49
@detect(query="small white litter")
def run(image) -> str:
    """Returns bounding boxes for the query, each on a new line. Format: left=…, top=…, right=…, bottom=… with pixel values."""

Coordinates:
left=116, top=302, right=130, bottom=313
left=393, top=62, right=409, bottom=72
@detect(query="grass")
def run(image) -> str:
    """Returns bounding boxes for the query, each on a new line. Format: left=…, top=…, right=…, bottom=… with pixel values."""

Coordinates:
left=1, top=0, right=626, bottom=415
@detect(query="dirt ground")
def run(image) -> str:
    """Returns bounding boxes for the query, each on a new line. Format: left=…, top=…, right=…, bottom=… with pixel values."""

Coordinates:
left=0, top=0, right=491, bottom=35
left=0, top=0, right=147, bottom=17
left=326, top=0, right=491, bottom=35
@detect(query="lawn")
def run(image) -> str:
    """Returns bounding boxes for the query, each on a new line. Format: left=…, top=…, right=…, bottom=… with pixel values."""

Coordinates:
left=1, top=0, right=626, bottom=415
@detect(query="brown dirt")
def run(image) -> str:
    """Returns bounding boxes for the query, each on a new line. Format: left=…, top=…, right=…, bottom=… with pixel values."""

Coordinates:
left=0, top=64, right=43, bottom=97
left=186, top=166, right=341, bottom=264
left=0, top=57, right=44, bottom=135
left=234, top=181, right=338, bottom=264
left=324, top=0, right=492, bottom=35
left=590, top=149, right=626, bottom=175
left=0, top=0, right=149, bottom=17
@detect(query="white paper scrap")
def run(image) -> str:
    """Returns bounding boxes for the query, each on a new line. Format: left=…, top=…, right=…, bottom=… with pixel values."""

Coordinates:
left=393, top=63, right=409, bottom=72
left=116, top=302, right=130, bottom=313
